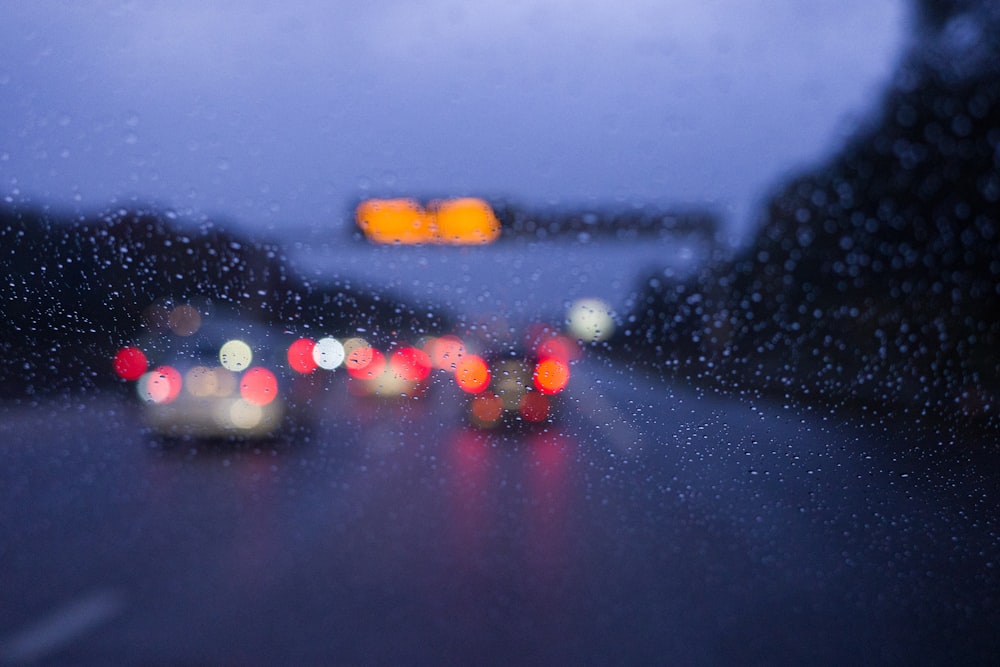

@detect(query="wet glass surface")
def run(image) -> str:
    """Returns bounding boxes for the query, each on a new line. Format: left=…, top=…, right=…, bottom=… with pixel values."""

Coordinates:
left=2, top=2, right=999, bottom=665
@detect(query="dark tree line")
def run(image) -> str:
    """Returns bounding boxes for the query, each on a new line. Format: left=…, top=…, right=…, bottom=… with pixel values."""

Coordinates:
left=618, top=0, right=1000, bottom=428
left=1, top=206, right=446, bottom=396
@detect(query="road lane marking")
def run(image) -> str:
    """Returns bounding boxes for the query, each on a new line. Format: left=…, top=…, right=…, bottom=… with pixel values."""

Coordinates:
left=572, top=369, right=649, bottom=454
left=1, top=589, right=125, bottom=664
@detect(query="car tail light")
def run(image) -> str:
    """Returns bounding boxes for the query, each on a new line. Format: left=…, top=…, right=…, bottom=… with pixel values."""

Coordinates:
left=454, top=355, right=491, bottom=393
left=113, top=346, right=148, bottom=381
left=287, top=337, right=318, bottom=374
left=391, top=346, right=432, bottom=382
left=533, top=358, right=570, bottom=395
left=240, top=367, right=279, bottom=406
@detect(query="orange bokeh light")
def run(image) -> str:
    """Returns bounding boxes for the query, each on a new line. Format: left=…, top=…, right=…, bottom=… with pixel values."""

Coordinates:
left=454, top=355, right=491, bottom=393
left=287, top=337, right=318, bottom=374
left=355, top=198, right=500, bottom=245
left=347, top=347, right=386, bottom=380
left=533, top=358, right=570, bottom=395
left=355, top=198, right=432, bottom=244
left=470, top=392, right=504, bottom=425
left=429, top=198, right=501, bottom=245
left=241, top=367, right=279, bottom=406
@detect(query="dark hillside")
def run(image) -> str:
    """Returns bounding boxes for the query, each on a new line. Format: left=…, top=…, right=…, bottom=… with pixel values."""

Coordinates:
left=618, top=2, right=1000, bottom=429
left=1, top=206, right=446, bottom=395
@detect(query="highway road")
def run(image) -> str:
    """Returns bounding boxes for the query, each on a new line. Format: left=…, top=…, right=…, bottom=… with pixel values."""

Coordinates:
left=2, top=355, right=998, bottom=665
left=3, top=3, right=998, bottom=664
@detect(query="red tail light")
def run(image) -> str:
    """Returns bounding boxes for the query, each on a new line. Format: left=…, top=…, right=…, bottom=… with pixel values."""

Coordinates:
left=113, top=346, right=148, bottom=381
left=241, top=367, right=279, bottom=406
left=391, top=347, right=432, bottom=382
left=287, top=337, right=318, bottom=374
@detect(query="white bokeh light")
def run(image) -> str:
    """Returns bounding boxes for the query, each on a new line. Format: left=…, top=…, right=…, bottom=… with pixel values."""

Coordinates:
left=313, top=337, right=346, bottom=370
left=567, top=298, right=616, bottom=343
left=219, top=339, right=253, bottom=372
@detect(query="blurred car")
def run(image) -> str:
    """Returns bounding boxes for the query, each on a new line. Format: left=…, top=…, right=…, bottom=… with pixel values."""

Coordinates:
left=454, top=336, right=575, bottom=429
left=113, top=306, right=290, bottom=440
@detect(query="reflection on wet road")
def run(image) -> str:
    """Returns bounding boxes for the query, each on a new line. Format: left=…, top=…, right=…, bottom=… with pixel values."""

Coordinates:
left=2, top=359, right=997, bottom=665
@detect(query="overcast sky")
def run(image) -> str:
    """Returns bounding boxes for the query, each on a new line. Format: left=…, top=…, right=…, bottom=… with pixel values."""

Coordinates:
left=1, top=1, right=910, bottom=239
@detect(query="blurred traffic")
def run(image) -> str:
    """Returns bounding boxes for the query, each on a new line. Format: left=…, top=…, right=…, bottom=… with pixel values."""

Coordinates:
left=113, top=305, right=289, bottom=439
left=110, top=295, right=617, bottom=439
left=87, top=198, right=647, bottom=441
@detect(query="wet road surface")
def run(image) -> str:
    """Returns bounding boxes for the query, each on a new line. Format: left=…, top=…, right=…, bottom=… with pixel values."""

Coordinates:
left=2, top=358, right=998, bottom=665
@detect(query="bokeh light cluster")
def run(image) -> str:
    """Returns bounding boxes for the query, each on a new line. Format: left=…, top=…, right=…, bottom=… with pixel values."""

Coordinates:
left=115, top=322, right=284, bottom=435
left=115, top=300, right=598, bottom=433
left=462, top=330, right=578, bottom=428
left=356, top=198, right=501, bottom=245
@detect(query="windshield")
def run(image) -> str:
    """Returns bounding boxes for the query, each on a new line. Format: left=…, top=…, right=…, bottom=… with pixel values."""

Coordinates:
left=2, top=2, right=998, bottom=665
